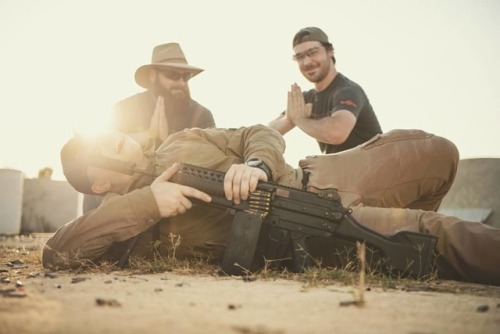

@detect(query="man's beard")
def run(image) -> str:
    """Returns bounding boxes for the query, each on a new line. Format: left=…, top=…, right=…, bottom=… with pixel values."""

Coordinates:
left=153, top=82, right=191, bottom=112
left=302, top=61, right=330, bottom=83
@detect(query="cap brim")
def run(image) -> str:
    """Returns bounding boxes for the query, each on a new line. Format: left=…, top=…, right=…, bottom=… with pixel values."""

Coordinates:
left=60, top=137, right=95, bottom=195
left=135, top=64, right=204, bottom=89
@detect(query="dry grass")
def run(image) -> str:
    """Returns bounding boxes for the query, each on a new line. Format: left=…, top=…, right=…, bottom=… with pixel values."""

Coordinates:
left=2, top=234, right=500, bottom=299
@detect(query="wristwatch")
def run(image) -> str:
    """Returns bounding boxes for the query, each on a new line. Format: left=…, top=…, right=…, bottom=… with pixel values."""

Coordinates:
left=245, top=158, right=273, bottom=181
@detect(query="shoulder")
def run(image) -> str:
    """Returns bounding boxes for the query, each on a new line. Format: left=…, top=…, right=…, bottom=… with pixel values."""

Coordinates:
left=115, top=91, right=151, bottom=104
left=329, top=74, right=368, bottom=101
left=332, top=73, right=356, bottom=88
left=189, top=100, right=216, bottom=126
left=114, top=91, right=154, bottom=111
left=189, top=99, right=212, bottom=114
left=335, top=73, right=365, bottom=93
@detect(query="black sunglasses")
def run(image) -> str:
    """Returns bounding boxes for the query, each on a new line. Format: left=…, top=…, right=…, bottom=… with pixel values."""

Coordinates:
left=157, top=69, right=192, bottom=82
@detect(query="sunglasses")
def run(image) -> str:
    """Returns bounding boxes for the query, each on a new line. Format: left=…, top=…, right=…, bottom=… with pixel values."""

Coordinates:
left=157, top=69, right=192, bottom=82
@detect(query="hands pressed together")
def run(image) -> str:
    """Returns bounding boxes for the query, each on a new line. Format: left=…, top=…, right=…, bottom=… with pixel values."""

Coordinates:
left=148, top=96, right=169, bottom=142
left=286, top=83, right=312, bottom=124
left=150, top=163, right=268, bottom=218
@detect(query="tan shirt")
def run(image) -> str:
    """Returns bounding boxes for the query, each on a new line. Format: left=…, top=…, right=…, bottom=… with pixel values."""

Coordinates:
left=43, top=125, right=302, bottom=269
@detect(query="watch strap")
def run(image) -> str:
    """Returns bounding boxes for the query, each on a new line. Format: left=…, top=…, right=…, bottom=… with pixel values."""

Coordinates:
left=245, top=159, right=272, bottom=181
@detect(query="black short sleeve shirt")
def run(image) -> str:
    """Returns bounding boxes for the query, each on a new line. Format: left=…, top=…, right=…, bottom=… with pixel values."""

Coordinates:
left=304, top=73, right=382, bottom=153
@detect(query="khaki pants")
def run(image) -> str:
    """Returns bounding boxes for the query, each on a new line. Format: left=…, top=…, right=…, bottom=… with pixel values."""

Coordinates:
left=351, top=207, right=500, bottom=285
left=300, top=129, right=459, bottom=210
left=300, top=129, right=500, bottom=285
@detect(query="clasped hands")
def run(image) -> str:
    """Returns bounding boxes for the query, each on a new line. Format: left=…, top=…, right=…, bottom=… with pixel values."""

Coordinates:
left=150, top=163, right=268, bottom=218
left=285, top=83, right=312, bottom=125
left=148, top=96, right=169, bottom=142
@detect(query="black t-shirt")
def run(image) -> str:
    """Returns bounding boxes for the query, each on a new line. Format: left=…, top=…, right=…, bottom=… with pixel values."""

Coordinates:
left=303, top=73, right=382, bottom=154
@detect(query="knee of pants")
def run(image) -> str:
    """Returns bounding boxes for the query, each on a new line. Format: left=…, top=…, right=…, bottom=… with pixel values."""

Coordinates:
left=350, top=206, right=422, bottom=235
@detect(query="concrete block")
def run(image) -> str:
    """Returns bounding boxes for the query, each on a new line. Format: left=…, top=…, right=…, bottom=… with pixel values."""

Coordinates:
left=21, top=179, right=82, bottom=233
left=438, top=158, right=500, bottom=228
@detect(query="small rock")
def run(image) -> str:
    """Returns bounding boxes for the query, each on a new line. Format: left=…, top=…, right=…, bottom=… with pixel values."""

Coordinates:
left=227, top=304, right=241, bottom=310
left=71, top=277, right=89, bottom=284
left=477, top=304, right=489, bottom=313
left=175, top=282, right=190, bottom=287
left=45, top=272, right=57, bottom=279
left=95, top=298, right=121, bottom=307
left=0, top=288, right=27, bottom=298
left=27, top=272, right=40, bottom=278
left=242, top=275, right=257, bottom=282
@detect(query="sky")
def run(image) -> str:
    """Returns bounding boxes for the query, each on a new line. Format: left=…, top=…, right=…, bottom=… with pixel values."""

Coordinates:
left=1, top=0, right=499, bottom=181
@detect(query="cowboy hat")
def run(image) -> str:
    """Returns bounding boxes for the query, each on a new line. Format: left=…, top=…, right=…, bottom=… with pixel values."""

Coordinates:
left=135, top=42, right=204, bottom=88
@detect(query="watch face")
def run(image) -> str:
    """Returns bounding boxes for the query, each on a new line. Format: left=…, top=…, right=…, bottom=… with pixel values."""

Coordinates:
left=245, top=159, right=272, bottom=181
left=246, top=159, right=263, bottom=167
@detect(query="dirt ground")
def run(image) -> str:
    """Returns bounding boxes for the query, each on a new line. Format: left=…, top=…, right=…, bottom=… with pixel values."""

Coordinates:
left=1, top=234, right=499, bottom=334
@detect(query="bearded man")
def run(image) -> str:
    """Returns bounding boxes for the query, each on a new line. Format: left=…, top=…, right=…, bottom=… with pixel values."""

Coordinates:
left=112, top=42, right=215, bottom=147
left=83, top=43, right=216, bottom=213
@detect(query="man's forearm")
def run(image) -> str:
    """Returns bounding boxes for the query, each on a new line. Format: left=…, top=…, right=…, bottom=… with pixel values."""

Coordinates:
left=224, top=125, right=288, bottom=182
left=42, top=188, right=161, bottom=269
left=268, top=114, right=295, bottom=135
left=294, top=114, right=352, bottom=145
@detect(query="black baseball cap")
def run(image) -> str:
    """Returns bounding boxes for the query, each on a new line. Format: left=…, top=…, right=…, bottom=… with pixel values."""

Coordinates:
left=293, top=27, right=331, bottom=47
left=60, top=137, right=95, bottom=195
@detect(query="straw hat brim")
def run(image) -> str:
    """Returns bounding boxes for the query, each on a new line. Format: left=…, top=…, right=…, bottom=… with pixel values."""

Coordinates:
left=135, top=63, right=204, bottom=89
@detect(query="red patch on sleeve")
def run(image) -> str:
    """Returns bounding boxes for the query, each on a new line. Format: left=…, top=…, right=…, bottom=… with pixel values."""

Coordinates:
left=340, top=100, right=357, bottom=108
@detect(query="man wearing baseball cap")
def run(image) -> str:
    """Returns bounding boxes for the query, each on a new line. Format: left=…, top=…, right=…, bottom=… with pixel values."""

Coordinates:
left=269, top=27, right=382, bottom=154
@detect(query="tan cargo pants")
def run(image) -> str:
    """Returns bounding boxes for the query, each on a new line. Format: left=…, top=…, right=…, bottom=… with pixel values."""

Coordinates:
left=300, top=129, right=500, bottom=285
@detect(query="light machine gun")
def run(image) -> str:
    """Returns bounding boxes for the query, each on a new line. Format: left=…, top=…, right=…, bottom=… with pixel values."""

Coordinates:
left=170, top=163, right=437, bottom=278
